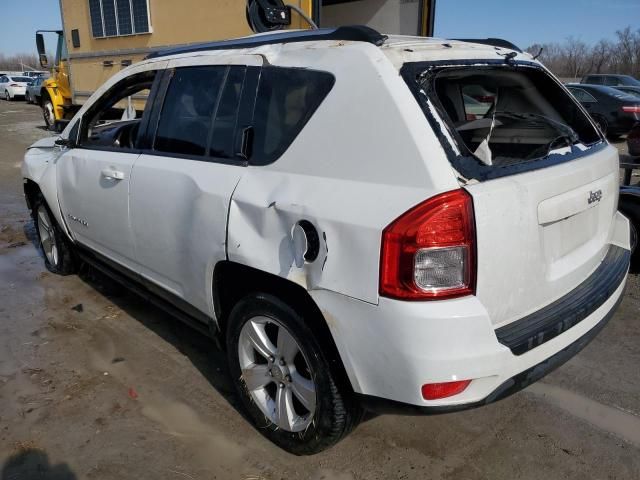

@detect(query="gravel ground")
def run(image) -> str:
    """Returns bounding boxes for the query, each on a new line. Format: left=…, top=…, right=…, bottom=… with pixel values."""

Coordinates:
left=1, top=99, right=640, bottom=480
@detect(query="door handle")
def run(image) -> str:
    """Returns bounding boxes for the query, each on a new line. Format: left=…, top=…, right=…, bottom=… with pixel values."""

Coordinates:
left=101, top=168, right=125, bottom=180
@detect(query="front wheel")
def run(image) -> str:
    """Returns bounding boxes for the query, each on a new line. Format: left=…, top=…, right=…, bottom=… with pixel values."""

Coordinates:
left=42, top=97, right=56, bottom=130
left=226, top=294, right=361, bottom=455
left=33, top=194, right=77, bottom=275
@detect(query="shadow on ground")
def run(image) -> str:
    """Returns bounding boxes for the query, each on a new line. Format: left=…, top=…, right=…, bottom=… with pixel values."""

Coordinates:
left=1, top=448, right=77, bottom=480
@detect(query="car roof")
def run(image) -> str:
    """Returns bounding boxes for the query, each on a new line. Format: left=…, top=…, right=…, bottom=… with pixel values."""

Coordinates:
left=144, top=25, right=530, bottom=68
left=568, top=83, right=638, bottom=98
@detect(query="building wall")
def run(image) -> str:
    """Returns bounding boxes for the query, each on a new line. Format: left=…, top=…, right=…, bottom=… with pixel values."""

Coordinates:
left=60, top=0, right=312, bottom=99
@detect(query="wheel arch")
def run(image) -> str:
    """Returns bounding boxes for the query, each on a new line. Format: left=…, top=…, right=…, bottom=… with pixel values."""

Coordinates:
left=212, top=260, right=355, bottom=394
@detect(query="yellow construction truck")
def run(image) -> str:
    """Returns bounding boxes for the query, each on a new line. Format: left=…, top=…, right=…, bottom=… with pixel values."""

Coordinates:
left=36, top=0, right=436, bottom=131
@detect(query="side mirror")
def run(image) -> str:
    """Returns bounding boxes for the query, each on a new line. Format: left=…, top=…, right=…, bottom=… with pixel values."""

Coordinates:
left=36, top=33, right=48, bottom=68
left=55, top=137, right=75, bottom=148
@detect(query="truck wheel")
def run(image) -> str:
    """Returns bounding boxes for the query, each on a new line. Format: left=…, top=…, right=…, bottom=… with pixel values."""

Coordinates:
left=43, top=98, right=56, bottom=130
left=33, top=194, right=77, bottom=275
left=226, top=293, right=361, bottom=455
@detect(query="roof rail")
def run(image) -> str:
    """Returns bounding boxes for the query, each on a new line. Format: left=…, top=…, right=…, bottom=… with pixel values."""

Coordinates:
left=146, top=25, right=386, bottom=59
left=452, top=38, right=522, bottom=53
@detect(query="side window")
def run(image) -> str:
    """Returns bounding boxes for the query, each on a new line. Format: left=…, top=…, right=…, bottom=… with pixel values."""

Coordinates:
left=250, top=67, right=335, bottom=166
left=569, top=88, right=597, bottom=103
left=604, top=76, right=618, bottom=86
left=209, top=67, right=245, bottom=158
left=79, top=69, right=157, bottom=150
left=154, top=66, right=226, bottom=157
left=0, top=76, right=6, bottom=83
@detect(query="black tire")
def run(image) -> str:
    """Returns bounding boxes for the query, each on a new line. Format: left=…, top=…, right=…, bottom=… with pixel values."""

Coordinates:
left=32, top=193, right=77, bottom=275
left=42, top=97, right=55, bottom=130
left=226, top=293, right=362, bottom=455
left=619, top=198, right=640, bottom=274
left=5, top=90, right=11, bottom=101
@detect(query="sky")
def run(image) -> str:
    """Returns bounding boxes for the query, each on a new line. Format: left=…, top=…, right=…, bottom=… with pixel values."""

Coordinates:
left=0, top=0, right=639, bottom=57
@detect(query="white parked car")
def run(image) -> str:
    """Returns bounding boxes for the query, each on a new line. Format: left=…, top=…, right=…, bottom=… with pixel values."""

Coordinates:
left=21, top=26, right=630, bottom=454
left=0, top=75, right=31, bottom=100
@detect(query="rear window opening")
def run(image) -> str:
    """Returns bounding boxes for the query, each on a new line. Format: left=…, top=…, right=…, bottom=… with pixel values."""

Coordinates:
left=409, top=64, right=603, bottom=177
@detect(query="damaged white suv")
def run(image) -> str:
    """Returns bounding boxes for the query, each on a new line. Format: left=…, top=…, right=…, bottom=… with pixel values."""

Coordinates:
left=22, top=26, right=630, bottom=454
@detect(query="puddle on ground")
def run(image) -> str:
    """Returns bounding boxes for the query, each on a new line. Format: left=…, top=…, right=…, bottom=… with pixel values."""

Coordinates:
left=528, top=382, right=640, bottom=447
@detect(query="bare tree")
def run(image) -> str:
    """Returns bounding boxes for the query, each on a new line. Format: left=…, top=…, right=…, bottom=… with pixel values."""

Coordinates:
left=525, top=25, right=640, bottom=79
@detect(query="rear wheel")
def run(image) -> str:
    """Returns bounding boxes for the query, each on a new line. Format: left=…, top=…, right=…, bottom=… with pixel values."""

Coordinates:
left=226, top=294, right=361, bottom=455
left=42, top=97, right=56, bottom=130
left=33, top=194, right=77, bottom=275
left=4, top=90, right=10, bottom=101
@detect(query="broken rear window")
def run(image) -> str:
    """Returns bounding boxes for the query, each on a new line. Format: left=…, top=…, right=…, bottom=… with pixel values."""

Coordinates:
left=405, top=62, right=602, bottom=180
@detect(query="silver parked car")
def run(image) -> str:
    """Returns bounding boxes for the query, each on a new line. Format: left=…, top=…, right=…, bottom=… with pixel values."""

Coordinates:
left=25, top=76, right=46, bottom=104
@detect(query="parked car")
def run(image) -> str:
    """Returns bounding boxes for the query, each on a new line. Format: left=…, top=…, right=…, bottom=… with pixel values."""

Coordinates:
left=22, top=70, right=48, bottom=78
left=581, top=74, right=640, bottom=88
left=21, top=27, right=630, bottom=454
left=0, top=75, right=31, bottom=100
left=566, top=84, right=640, bottom=137
left=615, top=86, right=640, bottom=98
left=25, top=76, right=46, bottom=104
left=627, top=123, right=640, bottom=156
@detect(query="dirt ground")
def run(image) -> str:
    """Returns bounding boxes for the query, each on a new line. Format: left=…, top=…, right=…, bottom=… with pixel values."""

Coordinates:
left=1, top=99, right=640, bottom=480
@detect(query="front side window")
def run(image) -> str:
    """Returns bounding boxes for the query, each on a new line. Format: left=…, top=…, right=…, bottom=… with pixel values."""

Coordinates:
left=250, top=67, right=335, bottom=165
left=89, top=0, right=151, bottom=38
left=153, top=66, right=227, bottom=157
left=79, top=70, right=156, bottom=150
left=569, top=88, right=597, bottom=103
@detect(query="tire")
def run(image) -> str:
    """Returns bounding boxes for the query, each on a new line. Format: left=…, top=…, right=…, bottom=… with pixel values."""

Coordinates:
left=42, top=97, right=56, bottom=130
left=226, top=294, right=361, bottom=455
left=5, top=90, right=11, bottom=101
left=620, top=200, right=640, bottom=274
left=25, top=92, right=31, bottom=104
left=32, top=194, right=77, bottom=275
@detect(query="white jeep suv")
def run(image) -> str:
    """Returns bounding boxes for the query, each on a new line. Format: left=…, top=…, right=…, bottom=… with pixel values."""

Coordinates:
left=22, top=26, right=630, bottom=454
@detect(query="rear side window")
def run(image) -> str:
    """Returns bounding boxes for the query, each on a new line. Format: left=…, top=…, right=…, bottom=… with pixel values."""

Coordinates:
left=154, top=66, right=226, bottom=157
left=405, top=63, right=602, bottom=180
left=250, top=67, right=335, bottom=165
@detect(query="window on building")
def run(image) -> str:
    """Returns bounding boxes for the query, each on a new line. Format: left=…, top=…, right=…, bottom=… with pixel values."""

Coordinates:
left=89, top=0, right=151, bottom=38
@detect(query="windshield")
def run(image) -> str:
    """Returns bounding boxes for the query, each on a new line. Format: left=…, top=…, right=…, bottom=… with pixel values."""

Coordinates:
left=411, top=64, right=601, bottom=170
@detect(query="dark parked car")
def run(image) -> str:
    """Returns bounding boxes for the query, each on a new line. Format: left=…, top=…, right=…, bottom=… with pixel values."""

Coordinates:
left=581, top=74, right=640, bottom=88
left=566, top=84, right=640, bottom=137
left=615, top=86, right=640, bottom=98
left=628, top=123, right=640, bottom=157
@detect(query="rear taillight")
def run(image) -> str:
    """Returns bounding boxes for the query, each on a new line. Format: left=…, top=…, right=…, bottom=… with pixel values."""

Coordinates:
left=380, top=189, right=476, bottom=300
left=622, top=105, right=640, bottom=113
left=10, top=83, right=19, bottom=87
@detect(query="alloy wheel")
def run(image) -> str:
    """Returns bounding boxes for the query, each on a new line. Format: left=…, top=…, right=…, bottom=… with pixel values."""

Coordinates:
left=238, top=316, right=317, bottom=432
left=37, top=205, right=59, bottom=267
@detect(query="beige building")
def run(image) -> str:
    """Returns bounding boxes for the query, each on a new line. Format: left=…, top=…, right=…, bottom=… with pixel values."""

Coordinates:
left=58, top=0, right=433, bottom=101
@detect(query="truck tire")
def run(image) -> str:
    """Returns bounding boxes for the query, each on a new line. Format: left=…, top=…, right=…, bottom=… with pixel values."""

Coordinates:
left=32, top=193, right=77, bottom=275
left=42, top=97, right=56, bottom=130
left=226, top=293, right=362, bottom=455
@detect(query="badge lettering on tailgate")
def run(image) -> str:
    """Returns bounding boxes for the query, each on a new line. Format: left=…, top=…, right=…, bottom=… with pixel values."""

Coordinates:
left=588, top=189, right=603, bottom=205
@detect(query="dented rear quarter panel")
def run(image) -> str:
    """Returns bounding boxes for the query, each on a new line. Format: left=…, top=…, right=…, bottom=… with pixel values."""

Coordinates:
left=227, top=42, right=460, bottom=304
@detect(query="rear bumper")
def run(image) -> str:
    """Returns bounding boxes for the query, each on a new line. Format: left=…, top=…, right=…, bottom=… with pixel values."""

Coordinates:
left=356, top=289, right=623, bottom=415
left=312, top=242, right=629, bottom=408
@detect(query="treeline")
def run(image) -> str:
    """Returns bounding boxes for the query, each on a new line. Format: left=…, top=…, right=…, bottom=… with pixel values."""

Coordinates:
left=0, top=54, right=41, bottom=72
left=526, top=26, right=640, bottom=79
